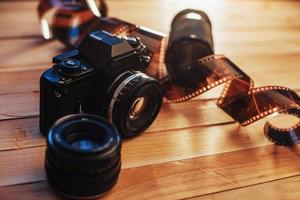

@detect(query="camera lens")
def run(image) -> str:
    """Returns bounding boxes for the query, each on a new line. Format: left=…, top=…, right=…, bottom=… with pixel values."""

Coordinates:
left=103, top=71, right=162, bottom=137
left=166, top=9, right=214, bottom=88
left=45, top=114, right=121, bottom=199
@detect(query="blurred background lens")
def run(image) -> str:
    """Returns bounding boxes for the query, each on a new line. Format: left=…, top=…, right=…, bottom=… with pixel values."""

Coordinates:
left=166, top=9, right=214, bottom=88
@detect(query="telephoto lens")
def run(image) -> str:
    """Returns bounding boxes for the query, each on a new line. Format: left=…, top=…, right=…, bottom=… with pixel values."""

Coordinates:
left=165, top=9, right=214, bottom=88
left=45, top=114, right=121, bottom=199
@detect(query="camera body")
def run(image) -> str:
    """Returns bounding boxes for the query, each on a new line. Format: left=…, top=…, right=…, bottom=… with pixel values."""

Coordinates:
left=40, top=30, right=161, bottom=136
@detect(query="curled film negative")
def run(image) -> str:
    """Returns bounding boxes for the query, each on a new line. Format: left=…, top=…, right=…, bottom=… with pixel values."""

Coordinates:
left=38, top=6, right=300, bottom=146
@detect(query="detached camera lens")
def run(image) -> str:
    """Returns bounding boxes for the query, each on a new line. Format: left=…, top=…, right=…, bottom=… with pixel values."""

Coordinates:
left=103, top=71, right=162, bottom=137
left=45, top=114, right=121, bottom=199
left=166, top=9, right=214, bottom=88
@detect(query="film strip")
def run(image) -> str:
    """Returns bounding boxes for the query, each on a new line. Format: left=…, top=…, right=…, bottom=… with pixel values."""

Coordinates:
left=38, top=4, right=300, bottom=146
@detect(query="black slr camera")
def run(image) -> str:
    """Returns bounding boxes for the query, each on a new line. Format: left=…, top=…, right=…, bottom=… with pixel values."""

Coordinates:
left=40, top=30, right=162, bottom=137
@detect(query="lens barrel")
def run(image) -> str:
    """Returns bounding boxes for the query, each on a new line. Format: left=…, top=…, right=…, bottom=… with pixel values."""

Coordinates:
left=103, top=71, right=162, bottom=137
left=165, top=9, right=214, bottom=88
left=45, top=114, right=121, bottom=199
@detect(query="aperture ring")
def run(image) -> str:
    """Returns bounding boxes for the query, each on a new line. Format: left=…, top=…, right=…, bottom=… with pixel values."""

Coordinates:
left=107, top=71, right=149, bottom=123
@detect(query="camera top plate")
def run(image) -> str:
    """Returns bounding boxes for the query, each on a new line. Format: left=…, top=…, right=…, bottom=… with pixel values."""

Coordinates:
left=78, top=30, right=135, bottom=69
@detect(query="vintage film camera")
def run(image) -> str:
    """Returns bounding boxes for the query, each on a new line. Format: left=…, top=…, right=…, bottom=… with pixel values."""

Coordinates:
left=38, top=1, right=216, bottom=198
left=40, top=30, right=162, bottom=137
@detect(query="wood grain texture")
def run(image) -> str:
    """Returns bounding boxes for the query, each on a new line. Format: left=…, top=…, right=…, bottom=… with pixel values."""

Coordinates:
left=0, top=121, right=275, bottom=186
left=1, top=145, right=300, bottom=199
left=191, top=175, right=300, bottom=200
left=1, top=0, right=300, bottom=38
left=3, top=175, right=300, bottom=200
left=0, top=92, right=38, bottom=120
left=0, top=103, right=234, bottom=151
left=2, top=40, right=300, bottom=88
left=0, top=91, right=234, bottom=122
left=85, top=145, right=300, bottom=199
left=2, top=31, right=300, bottom=68
left=0, top=0, right=300, bottom=199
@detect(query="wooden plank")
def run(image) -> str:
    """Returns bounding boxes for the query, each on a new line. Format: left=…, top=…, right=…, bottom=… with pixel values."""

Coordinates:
left=106, top=0, right=300, bottom=32
left=78, top=145, right=300, bottom=199
left=1, top=55, right=300, bottom=96
left=0, top=120, right=271, bottom=186
left=0, top=117, right=39, bottom=151
left=0, top=182, right=59, bottom=200
left=1, top=145, right=300, bottom=199
left=0, top=117, right=38, bottom=132
left=122, top=120, right=270, bottom=169
left=0, top=68, right=44, bottom=95
left=0, top=39, right=63, bottom=69
left=229, top=55, right=300, bottom=89
left=0, top=1, right=300, bottom=199
left=0, top=64, right=299, bottom=126
left=0, top=118, right=291, bottom=186
left=2, top=32, right=300, bottom=68
left=0, top=103, right=234, bottom=151
left=0, top=86, right=298, bottom=151
left=1, top=1, right=300, bottom=38
left=0, top=38, right=299, bottom=108
left=0, top=1, right=40, bottom=38
left=192, top=175, right=300, bottom=200
left=2, top=175, right=300, bottom=200
left=0, top=82, right=234, bottom=122
left=0, top=79, right=299, bottom=123
left=0, top=92, right=38, bottom=120
left=1, top=1, right=300, bottom=70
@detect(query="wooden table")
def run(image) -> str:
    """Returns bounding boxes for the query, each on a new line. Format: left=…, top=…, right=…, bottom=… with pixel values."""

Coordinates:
left=0, top=0, right=300, bottom=199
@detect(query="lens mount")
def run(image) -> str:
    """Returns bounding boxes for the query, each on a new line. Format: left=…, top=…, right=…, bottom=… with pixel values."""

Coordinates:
left=45, top=114, right=121, bottom=199
left=103, top=71, right=162, bottom=137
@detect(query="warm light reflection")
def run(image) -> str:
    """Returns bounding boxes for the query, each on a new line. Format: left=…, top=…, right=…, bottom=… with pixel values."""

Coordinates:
left=267, top=113, right=299, bottom=129
left=267, top=111, right=279, bottom=119
left=41, top=18, right=52, bottom=40
left=86, top=0, right=101, bottom=17
left=186, top=12, right=202, bottom=20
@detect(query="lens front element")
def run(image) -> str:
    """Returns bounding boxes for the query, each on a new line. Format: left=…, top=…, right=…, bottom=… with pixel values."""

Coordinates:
left=104, top=71, right=162, bottom=137
left=129, top=97, right=145, bottom=119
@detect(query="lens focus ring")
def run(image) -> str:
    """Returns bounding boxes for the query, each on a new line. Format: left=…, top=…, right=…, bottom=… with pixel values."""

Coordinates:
left=104, top=71, right=162, bottom=137
left=45, top=114, right=121, bottom=199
